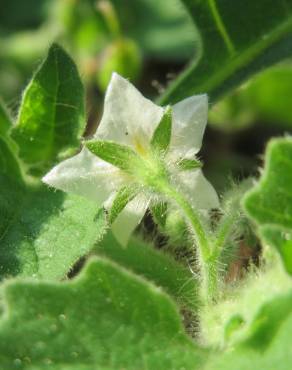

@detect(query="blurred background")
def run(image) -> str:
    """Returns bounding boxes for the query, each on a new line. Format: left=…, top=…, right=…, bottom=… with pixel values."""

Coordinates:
left=1, top=0, right=292, bottom=193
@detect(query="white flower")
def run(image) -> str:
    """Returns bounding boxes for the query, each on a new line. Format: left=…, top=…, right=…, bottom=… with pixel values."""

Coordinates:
left=43, top=73, right=219, bottom=246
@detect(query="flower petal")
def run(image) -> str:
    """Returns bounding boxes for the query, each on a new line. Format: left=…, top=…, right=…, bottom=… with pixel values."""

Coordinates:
left=176, top=169, right=219, bottom=210
left=170, top=94, right=208, bottom=157
left=42, top=148, right=123, bottom=205
left=95, top=73, right=164, bottom=149
left=111, top=193, right=149, bottom=247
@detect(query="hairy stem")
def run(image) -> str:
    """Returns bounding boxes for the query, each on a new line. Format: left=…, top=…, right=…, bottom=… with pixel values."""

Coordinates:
left=157, top=181, right=218, bottom=302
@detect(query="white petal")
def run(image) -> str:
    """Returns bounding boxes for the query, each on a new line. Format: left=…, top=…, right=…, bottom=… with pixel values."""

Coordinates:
left=176, top=169, right=219, bottom=210
left=111, top=193, right=150, bottom=247
left=95, top=73, right=164, bottom=149
left=170, top=94, right=208, bottom=157
left=42, top=148, right=123, bottom=204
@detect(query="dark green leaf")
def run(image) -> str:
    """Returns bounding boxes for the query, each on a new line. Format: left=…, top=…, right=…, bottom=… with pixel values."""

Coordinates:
left=0, top=99, right=12, bottom=137
left=11, top=43, right=85, bottom=175
left=0, top=258, right=206, bottom=369
left=160, top=0, right=292, bottom=104
left=0, top=138, right=23, bottom=182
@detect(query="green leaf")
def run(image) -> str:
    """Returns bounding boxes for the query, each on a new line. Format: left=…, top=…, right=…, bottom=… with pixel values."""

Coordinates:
left=0, top=174, right=107, bottom=280
left=160, top=0, right=292, bottom=104
left=0, top=99, right=12, bottom=137
left=97, top=232, right=199, bottom=312
left=209, top=63, right=292, bottom=131
left=0, top=138, right=23, bottom=182
left=0, top=258, right=206, bottom=369
left=150, top=106, right=172, bottom=153
left=11, top=43, right=85, bottom=175
left=109, top=184, right=139, bottom=224
left=86, top=139, right=141, bottom=172
left=244, top=138, right=292, bottom=275
left=205, top=291, right=292, bottom=370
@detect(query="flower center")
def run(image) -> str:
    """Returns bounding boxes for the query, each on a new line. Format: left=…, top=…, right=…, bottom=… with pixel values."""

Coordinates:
left=133, top=136, right=148, bottom=157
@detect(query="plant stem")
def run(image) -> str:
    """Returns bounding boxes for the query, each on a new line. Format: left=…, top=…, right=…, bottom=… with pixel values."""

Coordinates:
left=158, top=181, right=218, bottom=302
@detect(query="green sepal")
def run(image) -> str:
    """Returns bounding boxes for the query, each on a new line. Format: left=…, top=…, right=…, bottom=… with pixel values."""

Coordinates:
left=150, top=106, right=172, bottom=154
left=109, top=184, right=140, bottom=224
left=177, top=158, right=202, bottom=171
left=150, top=201, right=168, bottom=229
left=86, top=139, right=141, bottom=172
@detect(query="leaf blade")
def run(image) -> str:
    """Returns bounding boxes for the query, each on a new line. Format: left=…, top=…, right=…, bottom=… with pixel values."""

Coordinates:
left=244, top=137, right=292, bottom=275
left=160, top=0, right=292, bottom=104
left=0, top=258, right=206, bottom=369
left=11, top=43, right=85, bottom=174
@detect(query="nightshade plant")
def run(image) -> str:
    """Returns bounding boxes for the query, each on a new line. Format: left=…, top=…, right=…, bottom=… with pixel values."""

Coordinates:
left=1, top=0, right=292, bottom=367
left=43, top=72, right=220, bottom=302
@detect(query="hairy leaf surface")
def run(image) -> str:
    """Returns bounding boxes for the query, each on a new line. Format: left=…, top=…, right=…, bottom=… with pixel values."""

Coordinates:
left=0, top=175, right=106, bottom=280
left=0, top=258, right=206, bottom=369
left=244, top=138, right=292, bottom=275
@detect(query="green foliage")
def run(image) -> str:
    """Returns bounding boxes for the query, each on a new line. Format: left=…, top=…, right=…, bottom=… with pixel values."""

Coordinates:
left=0, top=258, right=205, bottom=370
left=97, top=232, right=199, bottom=311
left=205, top=291, right=292, bottom=370
left=210, top=64, right=292, bottom=131
left=1, top=10, right=292, bottom=369
left=111, top=0, right=197, bottom=60
left=0, top=174, right=107, bottom=280
left=0, top=99, right=12, bottom=137
left=11, top=43, right=85, bottom=175
left=244, top=138, right=292, bottom=275
left=0, top=138, right=22, bottom=181
left=160, top=0, right=292, bottom=104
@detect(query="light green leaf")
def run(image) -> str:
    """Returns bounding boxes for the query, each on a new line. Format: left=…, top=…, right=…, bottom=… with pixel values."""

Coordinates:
left=85, top=139, right=140, bottom=172
left=150, top=106, right=172, bottom=154
left=11, top=43, right=85, bottom=175
left=109, top=184, right=139, bottom=224
left=205, top=291, right=292, bottom=370
left=0, top=174, right=107, bottom=280
left=97, top=232, right=199, bottom=312
left=244, top=138, right=292, bottom=275
left=160, top=0, right=292, bottom=104
left=0, top=258, right=206, bottom=369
